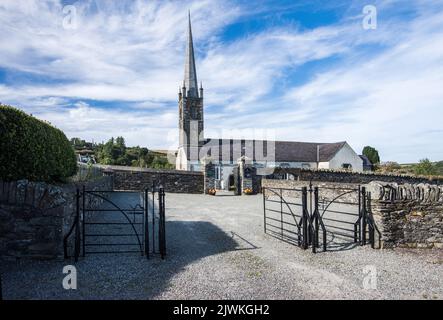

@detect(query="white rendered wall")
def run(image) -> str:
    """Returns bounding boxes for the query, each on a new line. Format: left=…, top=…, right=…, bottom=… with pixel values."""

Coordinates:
left=328, top=143, right=363, bottom=172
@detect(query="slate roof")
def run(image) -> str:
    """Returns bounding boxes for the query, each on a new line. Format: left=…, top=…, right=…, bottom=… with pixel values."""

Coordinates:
left=200, top=139, right=347, bottom=163
left=359, top=155, right=373, bottom=168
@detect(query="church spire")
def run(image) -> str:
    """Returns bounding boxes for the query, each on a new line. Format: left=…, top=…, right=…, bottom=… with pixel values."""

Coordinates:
left=184, top=11, right=198, bottom=98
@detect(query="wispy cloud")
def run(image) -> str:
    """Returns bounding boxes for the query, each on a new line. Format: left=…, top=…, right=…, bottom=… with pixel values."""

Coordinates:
left=0, top=0, right=442, bottom=162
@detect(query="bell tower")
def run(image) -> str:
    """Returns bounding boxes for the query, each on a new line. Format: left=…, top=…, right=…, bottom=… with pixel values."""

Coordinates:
left=177, top=12, right=204, bottom=170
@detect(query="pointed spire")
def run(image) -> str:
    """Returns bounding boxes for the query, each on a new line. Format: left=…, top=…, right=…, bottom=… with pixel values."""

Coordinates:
left=184, top=11, right=198, bottom=98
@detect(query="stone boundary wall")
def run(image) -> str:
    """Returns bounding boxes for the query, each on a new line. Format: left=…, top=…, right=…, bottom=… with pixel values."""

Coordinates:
left=367, top=182, right=443, bottom=249
left=270, top=168, right=443, bottom=185
left=0, top=176, right=112, bottom=260
left=96, top=165, right=204, bottom=194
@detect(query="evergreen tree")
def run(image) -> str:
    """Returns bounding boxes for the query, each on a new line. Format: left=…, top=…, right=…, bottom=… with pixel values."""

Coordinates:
left=362, top=146, right=380, bottom=165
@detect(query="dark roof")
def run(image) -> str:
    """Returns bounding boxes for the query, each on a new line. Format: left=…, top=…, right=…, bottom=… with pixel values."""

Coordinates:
left=359, top=155, right=373, bottom=166
left=199, top=139, right=347, bottom=163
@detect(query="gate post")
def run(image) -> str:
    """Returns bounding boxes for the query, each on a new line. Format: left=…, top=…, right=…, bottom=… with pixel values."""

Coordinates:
left=144, top=188, right=149, bottom=259
left=263, top=188, right=267, bottom=234
left=314, top=187, right=319, bottom=250
left=355, top=185, right=361, bottom=243
left=302, top=187, right=309, bottom=250
left=82, top=185, right=86, bottom=258
left=74, top=188, right=81, bottom=262
left=367, top=192, right=375, bottom=248
left=360, top=187, right=367, bottom=246
left=152, top=181, right=156, bottom=253
left=159, top=187, right=166, bottom=259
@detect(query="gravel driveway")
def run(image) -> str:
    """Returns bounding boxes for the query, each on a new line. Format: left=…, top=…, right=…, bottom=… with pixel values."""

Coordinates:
left=1, top=192, right=442, bottom=300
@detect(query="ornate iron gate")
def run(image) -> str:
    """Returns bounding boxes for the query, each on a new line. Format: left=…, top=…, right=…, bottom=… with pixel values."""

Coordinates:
left=263, top=184, right=380, bottom=253
left=64, top=185, right=166, bottom=261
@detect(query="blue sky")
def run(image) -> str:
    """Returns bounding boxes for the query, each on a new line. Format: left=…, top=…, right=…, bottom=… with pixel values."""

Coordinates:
left=1, top=0, right=443, bottom=163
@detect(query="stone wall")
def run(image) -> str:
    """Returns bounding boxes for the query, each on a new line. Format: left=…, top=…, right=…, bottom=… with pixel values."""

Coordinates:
left=367, top=182, right=443, bottom=249
left=203, top=162, right=216, bottom=194
left=0, top=176, right=112, bottom=260
left=100, top=165, right=204, bottom=194
left=270, top=168, right=443, bottom=185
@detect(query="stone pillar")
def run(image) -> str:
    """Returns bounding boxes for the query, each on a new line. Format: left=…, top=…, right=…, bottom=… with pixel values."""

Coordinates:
left=203, top=159, right=216, bottom=194
left=236, top=156, right=258, bottom=195
left=233, top=164, right=241, bottom=195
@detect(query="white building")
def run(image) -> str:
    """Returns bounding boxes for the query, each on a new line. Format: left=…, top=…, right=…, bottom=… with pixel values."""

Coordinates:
left=176, top=14, right=363, bottom=189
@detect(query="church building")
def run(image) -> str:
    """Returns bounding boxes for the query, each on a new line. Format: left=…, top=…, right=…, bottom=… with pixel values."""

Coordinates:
left=176, top=14, right=363, bottom=190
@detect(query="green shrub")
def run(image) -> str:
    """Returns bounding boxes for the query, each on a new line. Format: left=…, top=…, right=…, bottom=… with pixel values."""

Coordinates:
left=0, top=104, right=77, bottom=182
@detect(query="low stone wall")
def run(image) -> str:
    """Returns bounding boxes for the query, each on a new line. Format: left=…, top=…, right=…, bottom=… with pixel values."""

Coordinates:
left=270, top=168, right=443, bottom=185
left=0, top=176, right=112, bottom=260
left=367, top=182, right=443, bottom=249
left=98, top=165, right=204, bottom=194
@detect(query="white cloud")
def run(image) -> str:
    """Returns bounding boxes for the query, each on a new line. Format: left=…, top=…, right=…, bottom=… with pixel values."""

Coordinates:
left=0, top=0, right=442, bottom=162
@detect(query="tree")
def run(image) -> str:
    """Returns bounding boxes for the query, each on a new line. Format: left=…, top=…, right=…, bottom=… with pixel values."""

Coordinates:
left=413, top=159, right=437, bottom=176
left=70, top=137, right=87, bottom=149
left=362, top=146, right=380, bottom=165
left=151, top=155, right=174, bottom=169
left=435, top=161, right=443, bottom=175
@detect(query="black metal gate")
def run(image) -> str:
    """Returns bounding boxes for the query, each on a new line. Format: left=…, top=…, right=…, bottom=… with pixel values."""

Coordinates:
left=263, top=184, right=380, bottom=253
left=64, top=185, right=166, bottom=261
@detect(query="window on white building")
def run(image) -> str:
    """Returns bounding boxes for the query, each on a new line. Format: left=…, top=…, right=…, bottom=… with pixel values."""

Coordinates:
left=342, top=163, right=352, bottom=170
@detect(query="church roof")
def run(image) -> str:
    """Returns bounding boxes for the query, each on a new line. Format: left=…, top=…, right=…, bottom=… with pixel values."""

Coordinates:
left=183, top=12, right=198, bottom=98
left=200, top=139, right=348, bottom=163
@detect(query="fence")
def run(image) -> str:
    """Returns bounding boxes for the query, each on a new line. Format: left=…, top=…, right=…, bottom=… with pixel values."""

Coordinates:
left=263, top=184, right=380, bottom=253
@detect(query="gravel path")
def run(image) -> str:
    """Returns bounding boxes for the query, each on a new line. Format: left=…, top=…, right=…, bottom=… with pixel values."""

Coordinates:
left=1, top=192, right=442, bottom=300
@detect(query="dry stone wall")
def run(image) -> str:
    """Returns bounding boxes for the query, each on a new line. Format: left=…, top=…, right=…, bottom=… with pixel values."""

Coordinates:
left=270, top=168, right=443, bottom=185
left=0, top=177, right=112, bottom=260
left=367, top=182, right=443, bottom=249
left=97, top=165, right=204, bottom=194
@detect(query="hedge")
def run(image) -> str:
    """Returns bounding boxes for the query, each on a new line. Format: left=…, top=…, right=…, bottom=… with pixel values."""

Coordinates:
left=0, top=104, right=77, bottom=182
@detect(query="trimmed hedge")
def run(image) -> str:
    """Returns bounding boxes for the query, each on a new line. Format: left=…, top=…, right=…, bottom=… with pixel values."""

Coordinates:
left=0, top=104, right=77, bottom=182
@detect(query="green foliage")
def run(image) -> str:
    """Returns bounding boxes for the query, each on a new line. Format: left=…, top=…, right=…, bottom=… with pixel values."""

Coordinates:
left=413, top=159, right=438, bottom=176
left=94, top=137, right=174, bottom=169
left=0, top=104, right=77, bottom=182
left=362, top=146, right=380, bottom=165
left=435, top=161, right=443, bottom=175
left=150, top=155, right=174, bottom=169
